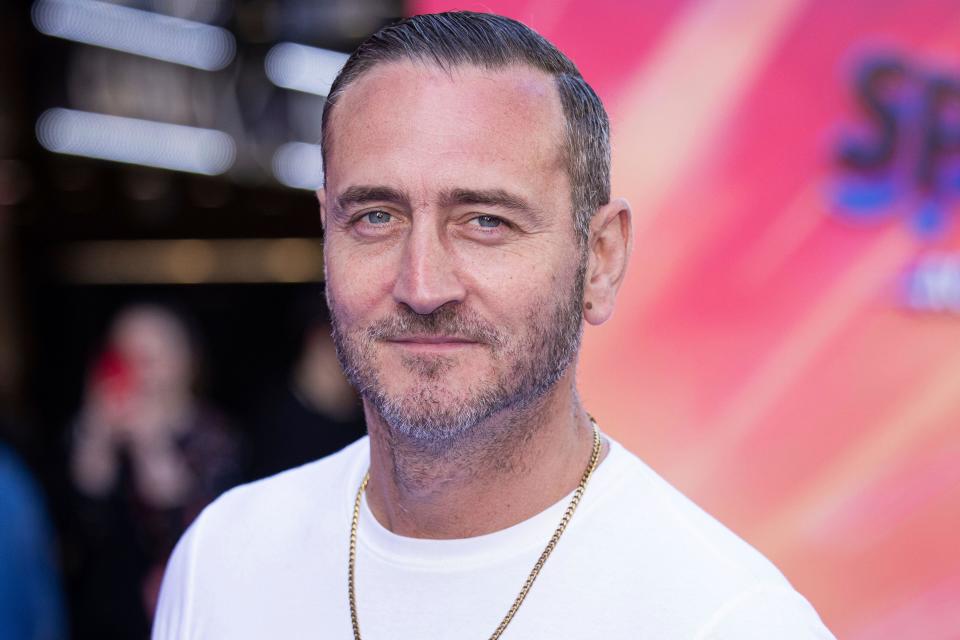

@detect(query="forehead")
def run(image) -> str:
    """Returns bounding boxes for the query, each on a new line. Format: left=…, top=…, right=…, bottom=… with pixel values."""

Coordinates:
left=325, top=60, right=567, bottom=194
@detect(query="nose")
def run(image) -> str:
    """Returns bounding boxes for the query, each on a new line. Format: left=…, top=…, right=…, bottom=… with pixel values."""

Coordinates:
left=392, top=220, right=466, bottom=315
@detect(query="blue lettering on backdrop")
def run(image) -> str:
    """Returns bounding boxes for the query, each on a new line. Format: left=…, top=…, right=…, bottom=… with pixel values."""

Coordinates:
left=902, top=253, right=960, bottom=312
left=835, top=54, right=960, bottom=237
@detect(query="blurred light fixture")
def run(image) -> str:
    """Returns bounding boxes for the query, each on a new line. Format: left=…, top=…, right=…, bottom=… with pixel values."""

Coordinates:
left=31, top=0, right=236, bottom=71
left=265, top=43, right=349, bottom=96
left=37, top=108, right=236, bottom=176
left=60, top=239, right=324, bottom=284
left=272, top=142, right=324, bottom=190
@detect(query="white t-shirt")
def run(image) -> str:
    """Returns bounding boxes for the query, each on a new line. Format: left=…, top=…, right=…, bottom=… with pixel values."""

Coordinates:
left=153, top=435, right=835, bottom=639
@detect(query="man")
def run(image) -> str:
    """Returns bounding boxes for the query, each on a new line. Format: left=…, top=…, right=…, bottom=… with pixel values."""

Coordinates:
left=154, top=12, right=835, bottom=639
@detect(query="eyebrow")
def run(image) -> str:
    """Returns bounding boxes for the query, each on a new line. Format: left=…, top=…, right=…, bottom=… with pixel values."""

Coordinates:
left=336, top=185, right=410, bottom=211
left=439, top=188, right=534, bottom=214
left=333, top=185, right=540, bottom=220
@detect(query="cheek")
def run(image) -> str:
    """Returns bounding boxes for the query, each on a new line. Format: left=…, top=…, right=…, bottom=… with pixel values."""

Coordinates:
left=325, top=243, right=394, bottom=321
left=464, top=261, right=550, bottom=336
left=456, top=239, right=542, bottom=285
left=462, top=241, right=576, bottom=300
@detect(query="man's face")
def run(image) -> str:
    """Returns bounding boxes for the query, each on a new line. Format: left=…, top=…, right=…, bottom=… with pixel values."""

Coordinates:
left=322, top=61, right=586, bottom=442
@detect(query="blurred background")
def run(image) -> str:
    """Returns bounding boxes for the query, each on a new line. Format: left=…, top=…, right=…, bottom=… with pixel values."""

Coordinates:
left=0, top=0, right=958, bottom=638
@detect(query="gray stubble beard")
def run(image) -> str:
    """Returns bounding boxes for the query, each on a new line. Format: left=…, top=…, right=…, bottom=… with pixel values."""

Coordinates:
left=327, top=256, right=587, bottom=449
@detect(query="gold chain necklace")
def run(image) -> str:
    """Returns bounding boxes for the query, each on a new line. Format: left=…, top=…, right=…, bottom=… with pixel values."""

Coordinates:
left=348, top=421, right=602, bottom=640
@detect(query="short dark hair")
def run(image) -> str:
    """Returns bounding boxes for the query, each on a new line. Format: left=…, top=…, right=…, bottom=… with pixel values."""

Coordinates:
left=321, top=11, right=611, bottom=244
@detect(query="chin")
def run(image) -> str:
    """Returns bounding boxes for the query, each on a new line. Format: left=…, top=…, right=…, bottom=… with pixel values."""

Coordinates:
left=396, top=352, right=460, bottom=380
left=368, top=377, right=508, bottom=444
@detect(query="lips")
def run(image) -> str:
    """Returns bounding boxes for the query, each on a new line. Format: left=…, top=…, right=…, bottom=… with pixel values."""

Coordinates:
left=387, top=335, right=477, bottom=344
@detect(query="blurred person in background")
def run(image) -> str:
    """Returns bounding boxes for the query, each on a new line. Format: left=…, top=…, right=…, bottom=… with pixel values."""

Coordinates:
left=66, top=303, right=242, bottom=640
left=250, top=292, right=364, bottom=480
left=0, top=416, right=66, bottom=640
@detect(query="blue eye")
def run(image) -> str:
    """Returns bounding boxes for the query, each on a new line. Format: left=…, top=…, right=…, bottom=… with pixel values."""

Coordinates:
left=363, top=211, right=392, bottom=224
left=474, top=215, right=502, bottom=228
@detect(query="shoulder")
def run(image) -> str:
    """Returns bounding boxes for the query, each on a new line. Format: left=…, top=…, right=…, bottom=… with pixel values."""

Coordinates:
left=0, top=443, right=47, bottom=530
left=153, top=437, right=369, bottom=638
left=168, top=435, right=368, bottom=582
left=694, top=583, right=836, bottom=639
left=600, top=438, right=788, bottom=584
left=196, top=435, right=369, bottom=541
left=585, top=438, right=834, bottom=637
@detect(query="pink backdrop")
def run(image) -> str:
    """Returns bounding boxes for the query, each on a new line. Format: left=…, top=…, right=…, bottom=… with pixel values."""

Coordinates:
left=410, top=1, right=960, bottom=637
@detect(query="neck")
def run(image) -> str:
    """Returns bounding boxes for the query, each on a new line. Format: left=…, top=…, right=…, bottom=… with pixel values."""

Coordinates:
left=362, top=369, right=604, bottom=539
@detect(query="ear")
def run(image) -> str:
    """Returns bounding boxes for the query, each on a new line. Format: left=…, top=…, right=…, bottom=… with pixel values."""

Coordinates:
left=316, top=187, right=327, bottom=230
left=583, top=197, right=632, bottom=325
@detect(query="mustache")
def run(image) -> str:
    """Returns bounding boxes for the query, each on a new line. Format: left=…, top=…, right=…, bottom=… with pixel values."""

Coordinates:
left=365, top=303, right=504, bottom=348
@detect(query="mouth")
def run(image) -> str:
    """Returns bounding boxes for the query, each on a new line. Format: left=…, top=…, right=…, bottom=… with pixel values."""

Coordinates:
left=385, top=335, right=481, bottom=352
